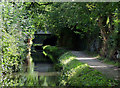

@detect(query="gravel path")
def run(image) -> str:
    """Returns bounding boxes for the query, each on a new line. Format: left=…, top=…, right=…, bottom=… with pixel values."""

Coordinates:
left=71, top=51, right=120, bottom=81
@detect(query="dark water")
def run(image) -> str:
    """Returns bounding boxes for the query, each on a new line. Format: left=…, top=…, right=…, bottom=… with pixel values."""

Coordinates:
left=0, top=51, right=60, bottom=86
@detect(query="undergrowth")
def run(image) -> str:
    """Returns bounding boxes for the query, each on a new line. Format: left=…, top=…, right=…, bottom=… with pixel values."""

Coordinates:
left=43, top=45, right=119, bottom=87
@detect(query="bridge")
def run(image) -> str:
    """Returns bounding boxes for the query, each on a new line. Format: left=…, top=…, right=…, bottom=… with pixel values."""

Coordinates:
left=32, top=31, right=57, bottom=50
left=33, top=33, right=51, bottom=44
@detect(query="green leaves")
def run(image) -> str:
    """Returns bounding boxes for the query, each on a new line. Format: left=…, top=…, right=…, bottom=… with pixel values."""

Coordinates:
left=0, top=2, right=32, bottom=74
left=43, top=46, right=117, bottom=86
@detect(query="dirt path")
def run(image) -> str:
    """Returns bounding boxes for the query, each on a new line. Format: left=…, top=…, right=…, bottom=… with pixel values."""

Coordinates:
left=71, top=51, right=120, bottom=81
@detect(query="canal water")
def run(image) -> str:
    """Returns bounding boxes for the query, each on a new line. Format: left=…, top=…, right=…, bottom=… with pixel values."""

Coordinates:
left=0, top=50, right=60, bottom=86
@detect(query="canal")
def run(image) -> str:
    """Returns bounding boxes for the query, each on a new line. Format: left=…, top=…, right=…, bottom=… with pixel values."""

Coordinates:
left=0, top=49, right=60, bottom=86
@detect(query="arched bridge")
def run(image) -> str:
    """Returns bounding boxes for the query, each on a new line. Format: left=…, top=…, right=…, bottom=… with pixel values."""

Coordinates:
left=32, top=33, right=57, bottom=50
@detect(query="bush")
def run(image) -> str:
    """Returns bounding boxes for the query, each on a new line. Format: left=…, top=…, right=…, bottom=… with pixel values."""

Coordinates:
left=43, top=45, right=67, bottom=63
left=0, top=2, right=35, bottom=73
left=43, top=45, right=118, bottom=87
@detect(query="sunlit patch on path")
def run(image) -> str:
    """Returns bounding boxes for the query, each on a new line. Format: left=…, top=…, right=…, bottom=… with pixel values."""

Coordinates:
left=71, top=51, right=120, bottom=81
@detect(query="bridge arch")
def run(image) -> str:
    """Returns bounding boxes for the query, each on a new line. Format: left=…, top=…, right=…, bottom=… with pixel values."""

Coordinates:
left=32, top=33, right=57, bottom=50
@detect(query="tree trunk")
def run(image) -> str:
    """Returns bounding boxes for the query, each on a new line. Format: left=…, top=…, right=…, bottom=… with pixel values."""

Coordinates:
left=98, top=16, right=108, bottom=57
left=98, top=14, right=114, bottom=57
left=27, top=37, right=33, bottom=52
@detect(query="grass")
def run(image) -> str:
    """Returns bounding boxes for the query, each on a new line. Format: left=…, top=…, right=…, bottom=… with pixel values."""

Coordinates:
left=84, top=50, right=120, bottom=67
left=97, top=57, right=120, bottom=67
left=43, top=45, right=119, bottom=87
left=43, top=45, right=67, bottom=63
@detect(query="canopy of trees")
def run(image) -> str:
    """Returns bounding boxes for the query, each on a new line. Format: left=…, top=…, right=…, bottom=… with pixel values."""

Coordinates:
left=0, top=2, right=120, bottom=74
left=25, top=2, right=119, bottom=60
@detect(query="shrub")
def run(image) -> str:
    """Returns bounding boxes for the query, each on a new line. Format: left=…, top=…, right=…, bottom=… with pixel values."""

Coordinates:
left=43, top=45, right=118, bottom=87
left=43, top=45, right=67, bottom=63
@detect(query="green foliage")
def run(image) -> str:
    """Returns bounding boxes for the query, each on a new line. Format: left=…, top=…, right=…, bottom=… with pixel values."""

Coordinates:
left=46, top=3, right=94, bottom=35
left=0, top=2, right=24, bottom=73
left=31, top=2, right=119, bottom=59
left=16, top=2, right=119, bottom=60
left=43, top=45, right=67, bottom=63
left=1, top=72, right=58, bottom=86
left=22, top=2, right=52, bottom=32
left=0, top=2, right=36, bottom=73
left=0, top=2, right=119, bottom=86
left=97, top=56, right=120, bottom=67
left=59, top=53, right=117, bottom=86
left=43, top=45, right=118, bottom=86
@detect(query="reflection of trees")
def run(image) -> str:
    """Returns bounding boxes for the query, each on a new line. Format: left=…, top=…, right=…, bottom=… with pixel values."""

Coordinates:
left=0, top=52, right=58, bottom=86
left=0, top=73, right=57, bottom=86
left=0, top=52, right=35, bottom=86
left=1, top=73, right=25, bottom=86
left=25, top=52, right=34, bottom=73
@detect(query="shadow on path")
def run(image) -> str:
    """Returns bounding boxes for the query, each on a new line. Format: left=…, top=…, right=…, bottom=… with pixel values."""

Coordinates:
left=71, top=51, right=120, bottom=81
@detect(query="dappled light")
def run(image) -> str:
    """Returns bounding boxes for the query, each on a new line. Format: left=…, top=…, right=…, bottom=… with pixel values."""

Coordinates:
left=90, top=65, right=107, bottom=68
left=76, top=57, right=97, bottom=60
left=0, top=51, right=59, bottom=86
left=72, top=51, right=120, bottom=82
left=0, top=1, right=119, bottom=87
left=61, top=56, right=75, bottom=65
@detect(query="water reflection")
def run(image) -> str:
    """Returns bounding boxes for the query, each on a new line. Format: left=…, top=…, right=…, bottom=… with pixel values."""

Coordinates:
left=25, top=52, right=34, bottom=73
left=0, top=52, right=59, bottom=86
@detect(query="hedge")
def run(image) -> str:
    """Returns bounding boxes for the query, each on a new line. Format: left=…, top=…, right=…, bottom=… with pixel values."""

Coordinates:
left=43, top=45, right=118, bottom=87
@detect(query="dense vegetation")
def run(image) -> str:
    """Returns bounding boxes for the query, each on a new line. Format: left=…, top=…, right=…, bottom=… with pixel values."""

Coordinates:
left=43, top=45, right=118, bottom=86
left=0, top=1, right=119, bottom=87
left=46, top=2, right=120, bottom=62
left=21, top=2, right=120, bottom=61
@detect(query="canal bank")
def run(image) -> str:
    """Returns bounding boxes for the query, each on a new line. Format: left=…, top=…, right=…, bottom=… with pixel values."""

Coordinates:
left=43, top=45, right=119, bottom=87
left=0, top=47, right=60, bottom=86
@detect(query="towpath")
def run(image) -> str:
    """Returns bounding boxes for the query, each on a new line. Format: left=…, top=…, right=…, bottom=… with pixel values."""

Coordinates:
left=71, top=51, right=120, bottom=81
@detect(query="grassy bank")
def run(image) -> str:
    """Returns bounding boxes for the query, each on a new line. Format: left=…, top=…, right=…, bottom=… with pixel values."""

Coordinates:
left=85, top=51, right=120, bottom=67
left=43, top=45, right=118, bottom=87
